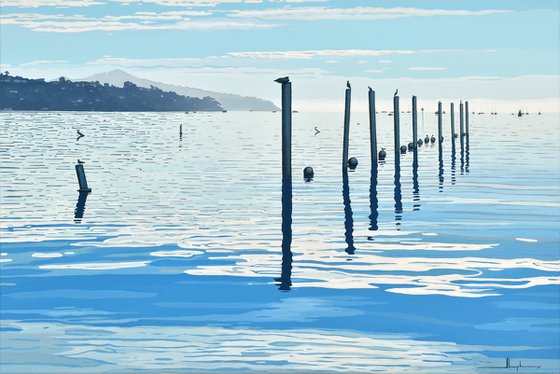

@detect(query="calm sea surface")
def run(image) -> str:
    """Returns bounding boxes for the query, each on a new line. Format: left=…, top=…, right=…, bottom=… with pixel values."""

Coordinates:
left=1, top=110, right=559, bottom=372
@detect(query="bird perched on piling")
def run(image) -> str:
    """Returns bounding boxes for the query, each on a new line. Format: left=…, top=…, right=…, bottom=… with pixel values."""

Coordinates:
left=346, top=81, right=351, bottom=89
left=275, top=76, right=290, bottom=84
left=77, top=159, right=85, bottom=164
left=368, top=86, right=373, bottom=92
left=394, top=89, right=398, bottom=96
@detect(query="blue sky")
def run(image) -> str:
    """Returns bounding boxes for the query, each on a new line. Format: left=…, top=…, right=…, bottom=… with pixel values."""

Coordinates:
left=1, top=0, right=559, bottom=111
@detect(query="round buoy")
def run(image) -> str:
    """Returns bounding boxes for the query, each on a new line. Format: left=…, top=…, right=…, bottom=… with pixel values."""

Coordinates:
left=400, top=145, right=407, bottom=154
left=378, top=149, right=387, bottom=161
left=407, top=142, right=414, bottom=151
left=424, top=135, right=430, bottom=143
left=303, top=166, right=314, bottom=180
left=430, top=135, right=436, bottom=143
left=454, top=133, right=458, bottom=138
left=417, top=138, right=424, bottom=146
left=348, top=157, right=358, bottom=169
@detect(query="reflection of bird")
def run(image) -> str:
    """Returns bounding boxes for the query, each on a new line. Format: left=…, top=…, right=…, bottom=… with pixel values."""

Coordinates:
left=346, top=81, right=351, bottom=89
left=314, top=126, right=320, bottom=135
left=77, top=159, right=85, bottom=164
left=394, top=89, right=398, bottom=96
left=275, top=76, right=289, bottom=84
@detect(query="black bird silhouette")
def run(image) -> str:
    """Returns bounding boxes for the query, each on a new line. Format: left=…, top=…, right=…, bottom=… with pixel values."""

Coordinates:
left=314, top=126, right=321, bottom=135
left=394, top=89, right=398, bottom=96
left=346, top=81, right=351, bottom=89
left=77, top=130, right=84, bottom=137
left=275, top=76, right=290, bottom=84
left=368, top=86, right=373, bottom=92
left=77, top=159, right=85, bottom=164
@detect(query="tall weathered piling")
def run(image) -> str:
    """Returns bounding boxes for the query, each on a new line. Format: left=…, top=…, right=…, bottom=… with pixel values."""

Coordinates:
left=438, top=101, right=443, bottom=151
left=276, top=77, right=292, bottom=181
left=450, top=102, right=456, bottom=140
left=342, top=82, right=352, bottom=171
left=465, top=101, right=470, bottom=136
left=368, top=87, right=377, bottom=167
left=412, top=96, right=418, bottom=153
left=393, top=93, right=400, bottom=166
left=460, top=101, right=465, bottom=138
left=75, top=164, right=91, bottom=192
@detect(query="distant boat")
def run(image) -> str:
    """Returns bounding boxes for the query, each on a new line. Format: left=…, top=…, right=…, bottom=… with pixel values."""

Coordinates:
left=222, top=110, right=227, bottom=113
left=538, top=111, right=541, bottom=115
left=292, top=110, right=298, bottom=113
left=518, top=110, right=523, bottom=117
left=272, top=110, right=277, bottom=113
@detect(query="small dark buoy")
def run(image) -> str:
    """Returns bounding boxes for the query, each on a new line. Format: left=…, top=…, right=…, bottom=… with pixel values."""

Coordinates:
left=424, top=135, right=429, bottom=143
left=454, top=133, right=459, bottom=138
left=440, top=135, right=444, bottom=142
left=417, top=138, right=423, bottom=146
left=407, top=142, right=414, bottom=151
left=378, top=148, right=387, bottom=161
left=303, top=166, right=314, bottom=181
left=348, top=157, right=358, bottom=169
left=430, top=135, right=436, bottom=143
left=400, top=145, right=407, bottom=154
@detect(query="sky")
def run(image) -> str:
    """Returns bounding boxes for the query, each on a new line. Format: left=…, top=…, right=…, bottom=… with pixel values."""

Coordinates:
left=1, top=0, right=559, bottom=112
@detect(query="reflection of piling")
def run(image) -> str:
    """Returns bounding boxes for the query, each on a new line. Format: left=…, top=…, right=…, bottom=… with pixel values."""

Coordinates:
left=369, top=167, right=379, bottom=231
left=412, top=153, right=420, bottom=211
left=451, top=145, right=457, bottom=185
left=342, top=172, right=355, bottom=254
left=438, top=147, right=444, bottom=192
left=278, top=178, right=293, bottom=291
left=465, top=101, right=470, bottom=136
left=412, top=96, right=418, bottom=153
left=393, top=95, right=400, bottom=167
left=342, top=85, right=351, bottom=171
left=75, top=164, right=92, bottom=192
left=466, top=134, right=470, bottom=174
left=74, top=191, right=89, bottom=223
left=437, top=101, right=443, bottom=149
left=279, top=79, right=292, bottom=181
left=394, top=161, right=403, bottom=228
left=368, top=87, right=377, bottom=167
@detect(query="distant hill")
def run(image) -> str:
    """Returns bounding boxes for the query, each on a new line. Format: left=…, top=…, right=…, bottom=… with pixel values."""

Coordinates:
left=0, top=73, right=223, bottom=112
left=80, top=70, right=279, bottom=111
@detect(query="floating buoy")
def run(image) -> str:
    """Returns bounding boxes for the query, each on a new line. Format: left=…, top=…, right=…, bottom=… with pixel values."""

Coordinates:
left=430, top=135, right=436, bottom=143
left=348, top=157, right=358, bottom=169
left=454, top=133, right=459, bottom=138
left=407, top=142, right=414, bottom=151
left=424, top=135, right=429, bottom=143
left=400, top=145, right=407, bottom=154
left=303, top=166, right=314, bottom=180
left=417, top=138, right=423, bottom=146
left=378, top=148, right=387, bottom=161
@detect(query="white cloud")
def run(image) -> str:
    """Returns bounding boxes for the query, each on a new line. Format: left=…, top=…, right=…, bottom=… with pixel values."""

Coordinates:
left=20, top=59, right=68, bottom=66
left=365, top=69, right=383, bottom=73
left=0, top=12, right=275, bottom=32
left=1, top=0, right=104, bottom=7
left=228, top=6, right=511, bottom=21
left=409, top=66, right=446, bottom=71
left=227, top=49, right=450, bottom=59
left=112, top=0, right=264, bottom=6
left=379, top=59, right=392, bottom=64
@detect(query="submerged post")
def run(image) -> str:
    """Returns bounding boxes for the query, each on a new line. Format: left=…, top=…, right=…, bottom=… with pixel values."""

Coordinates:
left=465, top=101, right=470, bottom=136
left=438, top=101, right=443, bottom=150
left=412, top=96, right=418, bottom=152
left=275, top=76, right=292, bottom=181
left=450, top=102, right=456, bottom=139
left=75, top=164, right=91, bottom=192
left=342, top=81, right=352, bottom=171
left=368, top=87, right=377, bottom=167
left=393, top=93, right=400, bottom=166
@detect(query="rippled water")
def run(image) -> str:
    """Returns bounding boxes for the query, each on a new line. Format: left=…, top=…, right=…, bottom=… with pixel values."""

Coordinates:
left=1, top=110, right=559, bottom=372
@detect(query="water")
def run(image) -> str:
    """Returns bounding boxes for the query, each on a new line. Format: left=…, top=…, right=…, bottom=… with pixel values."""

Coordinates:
left=1, top=111, right=559, bottom=373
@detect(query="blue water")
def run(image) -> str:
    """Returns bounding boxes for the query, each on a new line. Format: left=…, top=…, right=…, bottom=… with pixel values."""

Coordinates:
left=1, top=110, right=559, bottom=372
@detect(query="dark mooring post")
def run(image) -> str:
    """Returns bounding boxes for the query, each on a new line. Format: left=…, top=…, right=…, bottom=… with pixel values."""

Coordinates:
left=437, top=101, right=443, bottom=151
left=412, top=96, right=418, bottom=152
left=460, top=101, right=465, bottom=138
left=393, top=93, right=400, bottom=166
left=465, top=101, right=470, bottom=136
left=450, top=102, right=456, bottom=140
left=342, top=82, right=352, bottom=172
left=368, top=87, right=377, bottom=167
left=75, top=164, right=92, bottom=192
left=276, top=77, right=292, bottom=181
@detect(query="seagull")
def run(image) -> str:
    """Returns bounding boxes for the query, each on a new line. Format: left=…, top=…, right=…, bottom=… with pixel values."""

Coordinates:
left=394, top=89, right=398, bottom=97
left=346, top=81, right=351, bottom=89
left=274, top=76, right=289, bottom=84
left=77, top=129, right=84, bottom=137
left=368, top=86, right=373, bottom=92
left=314, top=126, right=321, bottom=135
left=77, top=159, right=85, bottom=164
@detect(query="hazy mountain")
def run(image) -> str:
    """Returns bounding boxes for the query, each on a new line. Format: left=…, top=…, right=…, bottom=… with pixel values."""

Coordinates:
left=0, top=73, right=223, bottom=112
left=80, top=70, right=279, bottom=111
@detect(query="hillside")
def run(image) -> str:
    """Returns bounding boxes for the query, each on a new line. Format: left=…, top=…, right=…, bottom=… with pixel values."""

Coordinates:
left=0, top=73, right=223, bottom=112
left=81, top=70, right=279, bottom=111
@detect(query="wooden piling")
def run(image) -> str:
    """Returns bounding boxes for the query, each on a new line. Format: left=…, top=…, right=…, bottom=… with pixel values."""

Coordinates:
left=450, top=102, right=456, bottom=139
left=279, top=78, right=292, bottom=180
left=75, top=164, right=91, bottom=192
left=412, top=96, right=418, bottom=153
left=342, top=84, right=351, bottom=171
left=465, top=101, right=470, bottom=135
left=438, top=101, right=443, bottom=152
left=368, top=87, right=377, bottom=167
left=393, top=95, right=400, bottom=166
